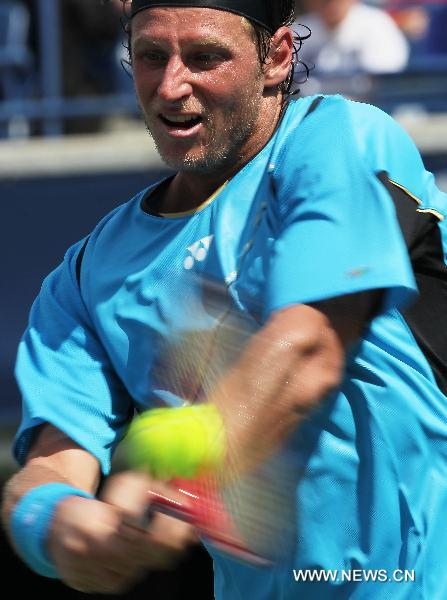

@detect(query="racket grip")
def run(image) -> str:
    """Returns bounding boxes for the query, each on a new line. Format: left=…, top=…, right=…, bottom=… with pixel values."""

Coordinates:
left=143, top=487, right=195, bottom=526
left=143, top=479, right=271, bottom=566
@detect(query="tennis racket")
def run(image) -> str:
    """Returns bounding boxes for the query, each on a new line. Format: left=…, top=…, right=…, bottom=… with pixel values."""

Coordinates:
left=123, top=275, right=300, bottom=565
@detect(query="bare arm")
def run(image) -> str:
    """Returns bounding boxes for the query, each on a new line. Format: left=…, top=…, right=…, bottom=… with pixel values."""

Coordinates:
left=211, top=291, right=381, bottom=470
left=2, top=423, right=101, bottom=538
left=1, top=423, right=195, bottom=594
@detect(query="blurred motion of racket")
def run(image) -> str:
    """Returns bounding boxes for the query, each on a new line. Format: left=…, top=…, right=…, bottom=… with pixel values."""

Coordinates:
left=123, top=274, right=300, bottom=565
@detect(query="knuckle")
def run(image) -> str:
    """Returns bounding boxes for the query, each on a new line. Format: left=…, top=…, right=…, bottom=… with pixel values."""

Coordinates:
left=60, top=534, right=90, bottom=558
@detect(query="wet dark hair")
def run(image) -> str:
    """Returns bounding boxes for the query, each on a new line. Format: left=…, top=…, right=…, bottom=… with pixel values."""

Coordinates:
left=110, top=0, right=310, bottom=97
left=250, top=1, right=310, bottom=96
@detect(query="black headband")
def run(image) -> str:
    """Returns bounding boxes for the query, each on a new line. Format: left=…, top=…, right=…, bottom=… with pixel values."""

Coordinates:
left=131, top=0, right=276, bottom=33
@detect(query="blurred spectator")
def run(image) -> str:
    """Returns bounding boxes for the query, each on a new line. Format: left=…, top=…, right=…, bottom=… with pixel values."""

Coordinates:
left=388, top=5, right=430, bottom=47
left=426, top=5, right=447, bottom=57
left=0, top=1, right=34, bottom=136
left=22, top=0, right=122, bottom=134
left=390, top=3, right=447, bottom=62
left=0, top=1, right=34, bottom=95
left=295, top=0, right=409, bottom=74
left=60, top=0, right=122, bottom=134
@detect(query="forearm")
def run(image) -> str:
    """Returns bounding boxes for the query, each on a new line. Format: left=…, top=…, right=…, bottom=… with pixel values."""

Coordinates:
left=1, top=461, right=98, bottom=546
left=2, top=425, right=101, bottom=543
left=211, top=304, right=345, bottom=469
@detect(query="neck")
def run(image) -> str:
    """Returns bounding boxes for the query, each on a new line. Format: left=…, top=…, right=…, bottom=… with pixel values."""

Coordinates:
left=159, top=94, right=285, bottom=214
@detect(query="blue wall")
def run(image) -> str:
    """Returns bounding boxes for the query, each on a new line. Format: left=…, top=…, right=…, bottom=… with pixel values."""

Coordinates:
left=1, top=169, right=168, bottom=424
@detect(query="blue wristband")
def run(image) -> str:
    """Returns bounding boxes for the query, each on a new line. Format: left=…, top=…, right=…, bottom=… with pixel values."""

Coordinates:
left=11, top=483, right=94, bottom=578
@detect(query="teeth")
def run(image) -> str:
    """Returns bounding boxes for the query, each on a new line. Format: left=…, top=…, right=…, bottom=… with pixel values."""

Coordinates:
left=164, top=115, right=199, bottom=123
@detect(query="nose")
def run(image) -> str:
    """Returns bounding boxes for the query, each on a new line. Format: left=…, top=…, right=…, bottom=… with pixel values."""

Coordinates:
left=157, top=56, right=193, bottom=103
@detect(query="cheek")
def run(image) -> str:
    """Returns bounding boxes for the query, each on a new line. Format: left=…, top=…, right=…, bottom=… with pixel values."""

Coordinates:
left=200, top=68, right=262, bottom=111
left=132, top=66, right=159, bottom=99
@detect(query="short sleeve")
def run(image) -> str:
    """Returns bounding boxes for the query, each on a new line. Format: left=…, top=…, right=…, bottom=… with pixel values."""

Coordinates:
left=265, top=97, right=417, bottom=317
left=13, top=239, right=133, bottom=476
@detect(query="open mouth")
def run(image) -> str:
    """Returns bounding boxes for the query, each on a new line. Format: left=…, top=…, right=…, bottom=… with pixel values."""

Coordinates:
left=160, top=114, right=203, bottom=130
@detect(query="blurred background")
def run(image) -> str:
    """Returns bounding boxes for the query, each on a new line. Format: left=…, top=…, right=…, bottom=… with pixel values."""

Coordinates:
left=0, top=0, right=446, bottom=597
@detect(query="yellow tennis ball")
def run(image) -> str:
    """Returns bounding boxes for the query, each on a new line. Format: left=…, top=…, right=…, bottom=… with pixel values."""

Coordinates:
left=124, top=404, right=226, bottom=480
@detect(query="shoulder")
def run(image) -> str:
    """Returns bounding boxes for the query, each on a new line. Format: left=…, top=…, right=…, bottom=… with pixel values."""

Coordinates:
left=274, top=94, right=348, bottom=145
left=272, top=95, right=446, bottom=215
left=87, top=191, right=147, bottom=246
left=283, top=93, right=392, bottom=131
left=79, top=182, right=163, bottom=258
left=69, top=186, right=154, bottom=286
left=268, top=96, right=381, bottom=215
left=272, top=95, right=366, bottom=168
left=279, top=94, right=366, bottom=137
left=341, top=100, right=442, bottom=207
left=274, top=95, right=419, bottom=172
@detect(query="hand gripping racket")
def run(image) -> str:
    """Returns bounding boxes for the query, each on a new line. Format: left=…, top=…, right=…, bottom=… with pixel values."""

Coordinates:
left=124, top=404, right=298, bottom=565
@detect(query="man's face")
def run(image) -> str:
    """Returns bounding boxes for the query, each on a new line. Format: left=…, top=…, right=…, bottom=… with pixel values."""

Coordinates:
left=131, top=8, right=267, bottom=173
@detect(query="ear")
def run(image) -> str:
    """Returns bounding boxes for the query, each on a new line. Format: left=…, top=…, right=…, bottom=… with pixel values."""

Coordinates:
left=263, top=27, right=294, bottom=90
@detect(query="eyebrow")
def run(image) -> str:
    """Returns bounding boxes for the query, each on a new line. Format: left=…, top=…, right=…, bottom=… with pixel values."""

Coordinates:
left=189, top=38, right=232, bottom=49
left=132, top=36, right=233, bottom=53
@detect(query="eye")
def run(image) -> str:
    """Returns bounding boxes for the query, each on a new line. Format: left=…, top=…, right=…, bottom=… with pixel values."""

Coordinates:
left=146, top=51, right=166, bottom=61
left=135, top=50, right=167, bottom=66
left=193, top=53, right=225, bottom=68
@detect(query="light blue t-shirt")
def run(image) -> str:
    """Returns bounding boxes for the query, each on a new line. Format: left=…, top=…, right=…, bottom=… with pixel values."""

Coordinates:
left=14, top=95, right=447, bottom=598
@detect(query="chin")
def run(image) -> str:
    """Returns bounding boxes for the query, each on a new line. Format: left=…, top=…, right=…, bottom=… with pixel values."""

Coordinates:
left=158, top=153, right=205, bottom=172
left=163, top=160, right=220, bottom=174
left=158, top=147, right=231, bottom=174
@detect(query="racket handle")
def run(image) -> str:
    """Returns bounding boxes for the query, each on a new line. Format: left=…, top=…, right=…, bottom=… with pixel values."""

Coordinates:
left=143, top=479, right=271, bottom=566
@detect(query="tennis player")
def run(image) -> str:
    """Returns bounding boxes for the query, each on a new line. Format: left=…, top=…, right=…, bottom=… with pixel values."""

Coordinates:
left=3, top=1, right=447, bottom=597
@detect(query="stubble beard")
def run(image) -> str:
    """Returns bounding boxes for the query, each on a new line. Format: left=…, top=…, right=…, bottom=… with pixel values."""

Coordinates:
left=143, top=93, right=264, bottom=175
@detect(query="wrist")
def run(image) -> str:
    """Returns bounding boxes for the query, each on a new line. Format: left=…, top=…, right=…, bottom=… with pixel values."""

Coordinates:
left=10, top=483, right=94, bottom=579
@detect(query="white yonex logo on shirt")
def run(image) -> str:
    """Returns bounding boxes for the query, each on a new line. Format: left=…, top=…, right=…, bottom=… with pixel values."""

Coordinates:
left=184, top=235, right=214, bottom=270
